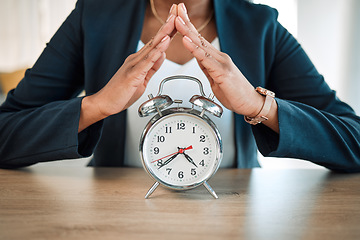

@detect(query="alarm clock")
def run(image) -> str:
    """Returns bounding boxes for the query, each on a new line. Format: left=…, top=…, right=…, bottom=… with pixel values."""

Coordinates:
left=138, top=75, right=223, bottom=199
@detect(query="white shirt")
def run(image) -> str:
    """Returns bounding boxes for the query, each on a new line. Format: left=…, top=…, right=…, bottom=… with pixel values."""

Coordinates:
left=124, top=38, right=235, bottom=168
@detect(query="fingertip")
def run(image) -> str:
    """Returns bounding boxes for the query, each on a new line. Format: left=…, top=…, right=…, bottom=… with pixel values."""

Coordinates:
left=179, top=3, right=187, bottom=14
left=183, top=35, right=192, bottom=43
left=176, top=16, right=186, bottom=26
left=161, top=35, right=170, bottom=43
left=182, top=35, right=195, bottom=53
left=170, top=4, right=177, bottom=16
left=158, top=52, right=166, bottom=63
left=169, top=4, right=175, bottom=14
left=178, top=3, right=190, bottom=21
left=175, top=16, right=187, bottom=35
left=158, top=35, right=171, bottom=51
left=153, top=52, right=166, bottom=71
left=159, top=52, right=166, bottom=65
left=166, top=14, right=175, bottom=23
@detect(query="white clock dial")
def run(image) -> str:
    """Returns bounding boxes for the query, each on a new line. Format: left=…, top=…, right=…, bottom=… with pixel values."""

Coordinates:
left=140, top=110, right=222, bottom=189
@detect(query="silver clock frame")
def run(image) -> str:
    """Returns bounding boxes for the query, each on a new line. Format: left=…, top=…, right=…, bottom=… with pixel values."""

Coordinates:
left=139, top=107, right=223, bottom=199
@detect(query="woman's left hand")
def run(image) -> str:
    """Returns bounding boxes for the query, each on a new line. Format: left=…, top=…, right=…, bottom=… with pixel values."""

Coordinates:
left=175, top=3, right=264, bottom=118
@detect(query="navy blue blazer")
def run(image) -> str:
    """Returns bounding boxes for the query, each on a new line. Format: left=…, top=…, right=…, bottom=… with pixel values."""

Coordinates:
left=1, top=0, right=360, bottom=171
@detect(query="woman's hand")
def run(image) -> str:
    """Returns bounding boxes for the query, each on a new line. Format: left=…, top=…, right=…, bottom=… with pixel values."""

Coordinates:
left=79, top=5, right=178, bottom=132
left=175, top=3, right=262, bottom=117
left=175, top=3, right=279, bottom=132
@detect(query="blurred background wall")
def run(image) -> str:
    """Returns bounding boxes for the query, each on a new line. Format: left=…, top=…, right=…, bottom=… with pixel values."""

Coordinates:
left=0, top=0, right=76, bottom=73
left=0, top=0, right=76, bottom=95
left=0, top=0, right=359, bottom=167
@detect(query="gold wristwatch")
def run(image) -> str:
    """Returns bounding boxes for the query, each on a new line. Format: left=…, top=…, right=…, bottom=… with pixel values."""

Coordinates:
left=244, top=87, right=275, bottom=125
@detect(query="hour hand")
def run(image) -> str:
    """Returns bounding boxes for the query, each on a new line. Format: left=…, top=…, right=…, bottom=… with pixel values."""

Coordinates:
left=183, top=153, right=197, bottom=168
left=158, top=153, right=179, bottom=169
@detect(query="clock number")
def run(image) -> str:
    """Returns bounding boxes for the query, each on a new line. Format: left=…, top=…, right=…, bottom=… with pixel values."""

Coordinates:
left=153, top=147, right=160, bottom=155
left=156, top=160, right=163, bottom=167
left=157, top=136, right=165, bottom=142
left=192, top=127, right=196, bottom=134
left=199, top=135, right=206, bottom=142
left=191, top=168, right=196, bottom=176
left=177, top=122, right=185, bottom=130
left=199, top=159, right=205, bottom=166
left=203, top=147, right=209, bottom=155
left=178, top=171, right=184, bottom=179
left=166, top=168, right=172, bottom=175
left=165, top=126, right=172, bottom=133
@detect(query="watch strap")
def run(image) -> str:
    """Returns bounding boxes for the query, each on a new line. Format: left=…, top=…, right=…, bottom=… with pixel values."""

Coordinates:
left=244, top=87, right=275, bottom=125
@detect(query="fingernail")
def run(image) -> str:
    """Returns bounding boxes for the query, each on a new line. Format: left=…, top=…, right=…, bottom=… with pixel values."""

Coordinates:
left=161, top=35, right=170, bottom=42
left=178, top=16, right=186, bottom=25
left=181, top=3, right=187, bottom=14
left=184, top=36, right=192, bottom=43
left=166, top=14, right=174, bottom=23
left=169, top=4, right=175, bottom=14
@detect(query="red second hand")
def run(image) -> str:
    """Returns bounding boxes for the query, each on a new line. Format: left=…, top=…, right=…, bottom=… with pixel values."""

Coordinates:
left=151, top=145, right=193, bottom=163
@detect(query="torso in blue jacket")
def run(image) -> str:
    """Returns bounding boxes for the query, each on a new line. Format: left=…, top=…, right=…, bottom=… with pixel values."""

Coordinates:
left=1, top=0, right=359, bottom=172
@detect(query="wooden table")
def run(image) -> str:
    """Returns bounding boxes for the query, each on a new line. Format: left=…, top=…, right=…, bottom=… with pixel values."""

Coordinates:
left=1, top=165, right=359, bottom=240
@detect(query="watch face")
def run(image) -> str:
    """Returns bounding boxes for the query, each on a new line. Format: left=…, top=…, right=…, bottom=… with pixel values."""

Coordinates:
left=140, top=109, right=222, bottom=189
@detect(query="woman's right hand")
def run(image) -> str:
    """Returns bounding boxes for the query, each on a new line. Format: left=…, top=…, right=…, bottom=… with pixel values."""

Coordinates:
left=79, top=5, right=178, bottom=132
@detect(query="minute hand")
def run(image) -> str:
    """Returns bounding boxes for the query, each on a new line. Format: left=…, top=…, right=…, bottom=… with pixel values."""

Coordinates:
left=183, top=152, right=198, bottom=168
left=158, top=152, right=180, bottom=169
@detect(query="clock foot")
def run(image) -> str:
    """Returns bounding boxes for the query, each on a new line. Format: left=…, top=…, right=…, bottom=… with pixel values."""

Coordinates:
left=145, top=181, right=160, bottom=199
left=203, top=181, right=218, bottom=199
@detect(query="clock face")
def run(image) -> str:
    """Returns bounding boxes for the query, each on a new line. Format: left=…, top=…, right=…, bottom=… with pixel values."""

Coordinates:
left=140, top=109, right=222, bottom=189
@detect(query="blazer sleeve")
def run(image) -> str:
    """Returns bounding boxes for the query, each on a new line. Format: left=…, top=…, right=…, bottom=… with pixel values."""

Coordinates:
left=0, top=0, right=102, bottom=168
left=253, top=19, right=360, bottom=172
